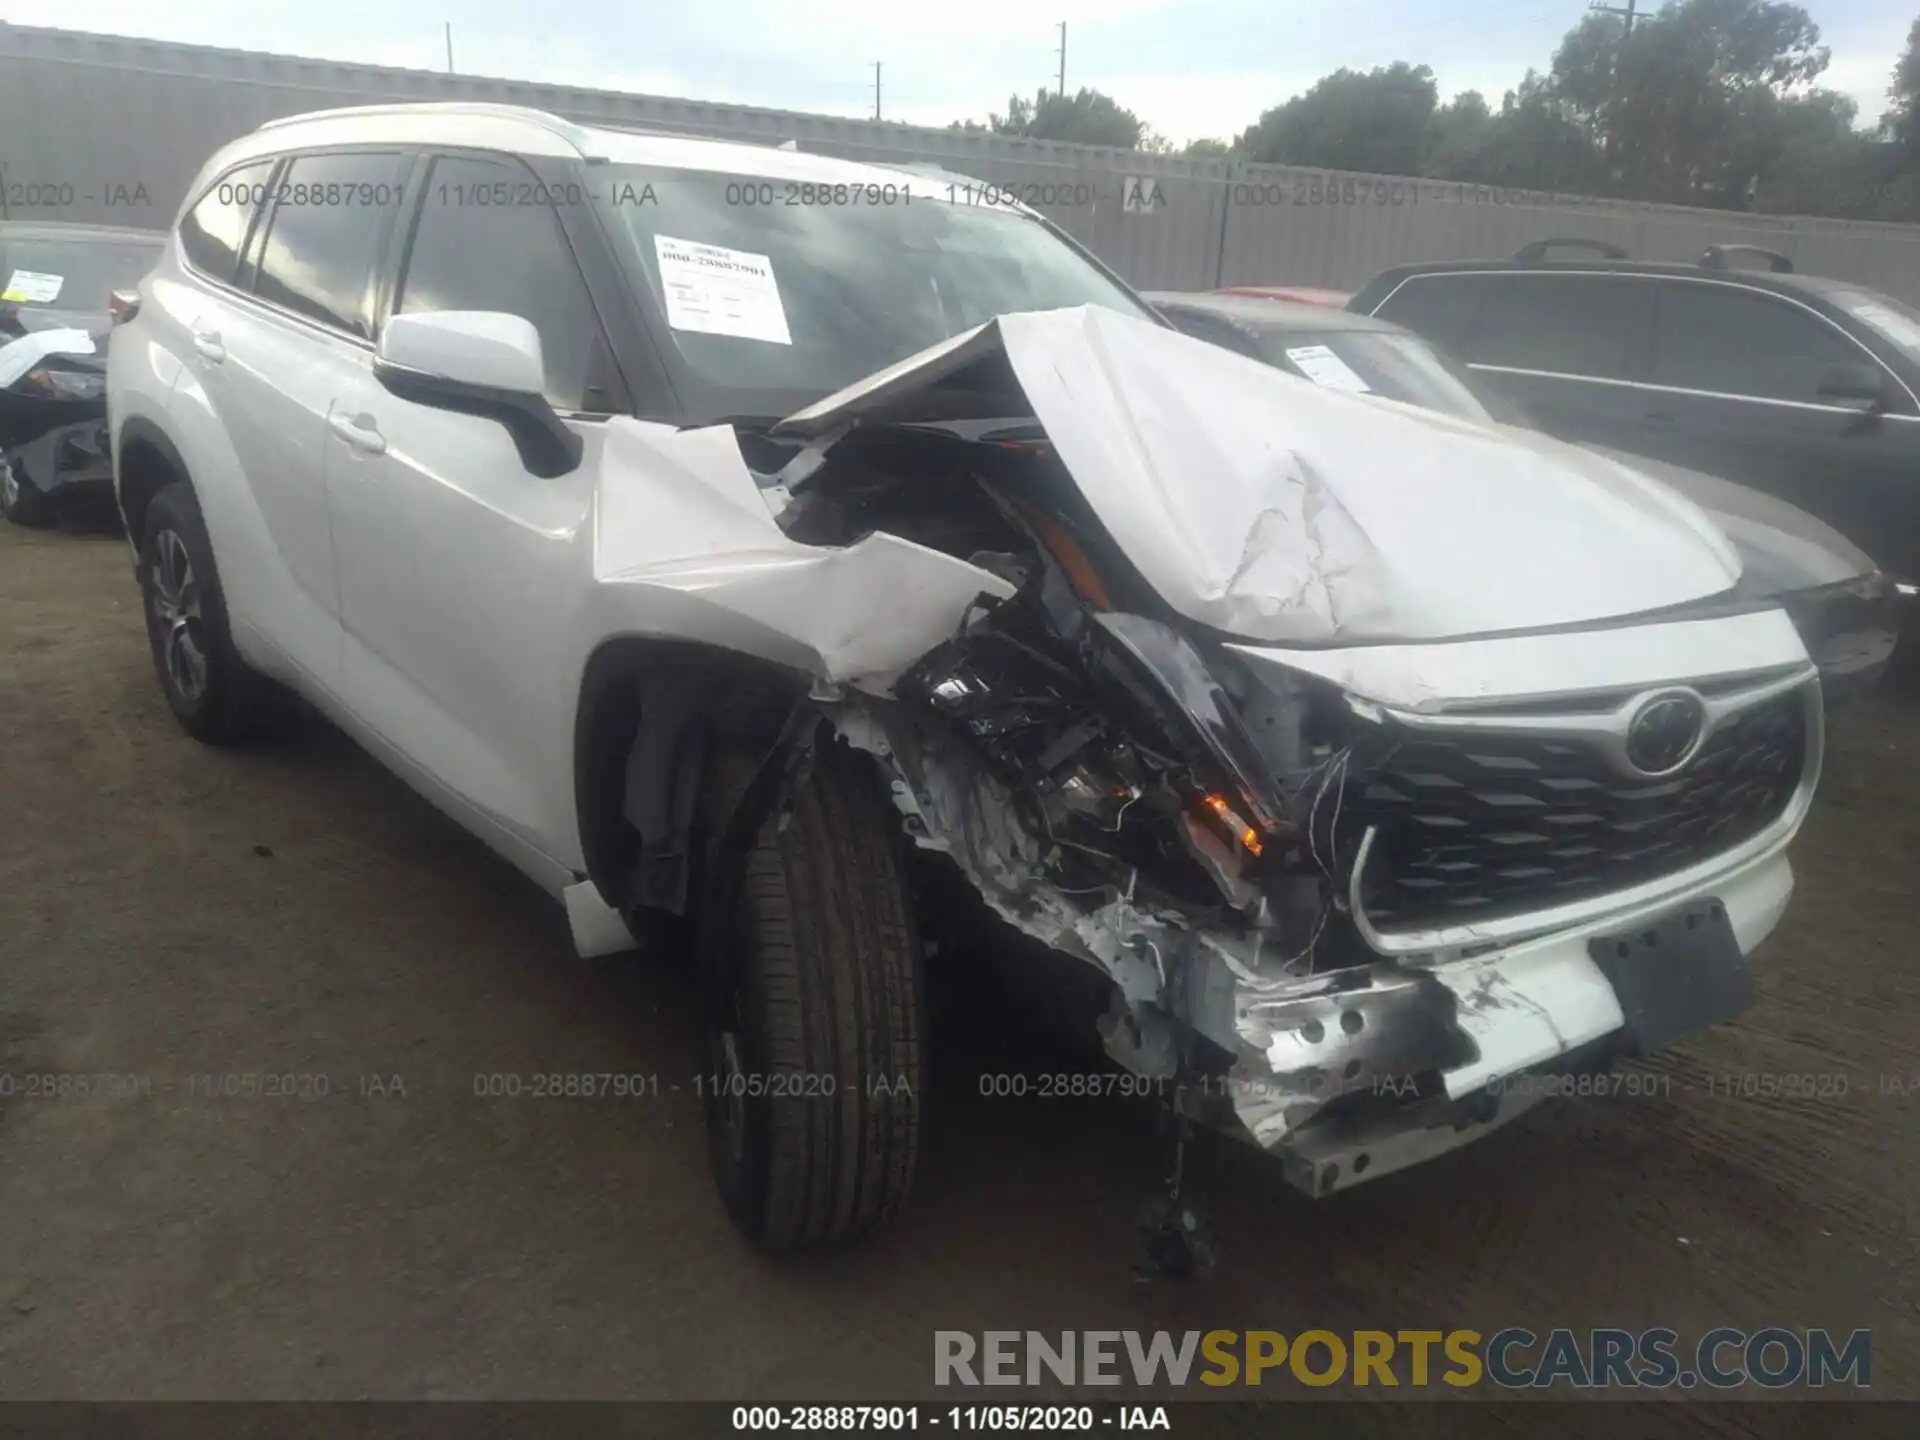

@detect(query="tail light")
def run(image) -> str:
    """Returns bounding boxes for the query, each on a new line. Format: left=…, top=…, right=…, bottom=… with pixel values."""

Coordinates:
left=109, top=289, right=141, bottom=327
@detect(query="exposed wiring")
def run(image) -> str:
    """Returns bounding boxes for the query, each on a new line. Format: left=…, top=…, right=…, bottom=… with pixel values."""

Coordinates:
left=1326, top=746, right=1352, bottom=875
left=1305, top=744, right=1354, bottom=881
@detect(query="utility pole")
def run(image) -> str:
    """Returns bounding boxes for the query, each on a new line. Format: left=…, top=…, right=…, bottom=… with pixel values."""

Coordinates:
left=1588, top=0, right=1639, bottom=183
left=1056, top=22, right=1067, bottom=99
left=1588, top=0, right=1639, bottom=32
left=873, top=61, right=882, bottom=121
left=444, top=22, right=455, bottom=73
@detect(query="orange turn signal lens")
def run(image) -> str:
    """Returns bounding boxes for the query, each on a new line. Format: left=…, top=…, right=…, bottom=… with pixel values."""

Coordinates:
left=1201, top=793, right=1263, bottom=856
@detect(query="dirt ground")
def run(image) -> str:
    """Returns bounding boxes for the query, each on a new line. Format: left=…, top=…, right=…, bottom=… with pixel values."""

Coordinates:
left=0, top=511, right=1915, bottom=1419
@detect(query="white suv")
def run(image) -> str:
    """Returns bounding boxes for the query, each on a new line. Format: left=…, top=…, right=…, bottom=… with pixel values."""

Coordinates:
left=109, top=103, right=1823, bottom=1254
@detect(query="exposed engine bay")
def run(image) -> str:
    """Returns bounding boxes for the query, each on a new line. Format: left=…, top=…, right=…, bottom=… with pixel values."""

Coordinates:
left=731, top=414, right=1492, bottom=1177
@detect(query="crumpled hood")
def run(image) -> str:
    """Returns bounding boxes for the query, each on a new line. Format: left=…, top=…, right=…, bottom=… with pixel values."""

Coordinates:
left=779, top=306, right=1744, bottom=644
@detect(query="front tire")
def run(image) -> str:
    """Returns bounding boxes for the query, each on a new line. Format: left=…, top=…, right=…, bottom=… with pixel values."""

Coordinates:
left=138, top=482, right=277, bottom=744
left=702, top=747, right=926, bottom=1252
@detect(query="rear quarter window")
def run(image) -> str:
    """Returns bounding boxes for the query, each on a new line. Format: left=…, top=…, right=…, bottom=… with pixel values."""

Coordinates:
left=179, top=161, right=277, bottom=284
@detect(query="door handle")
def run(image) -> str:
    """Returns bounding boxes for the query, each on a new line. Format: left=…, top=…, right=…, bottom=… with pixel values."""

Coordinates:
left=191, top=329, right=225, bottom=363
left=1645, top=409, right=1677, bottom=424
left=328, top=411, right=387, bottom=455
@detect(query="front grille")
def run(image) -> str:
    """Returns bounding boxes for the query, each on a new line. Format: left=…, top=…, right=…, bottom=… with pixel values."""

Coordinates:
left=1343, top=688, right=1809, bottom=931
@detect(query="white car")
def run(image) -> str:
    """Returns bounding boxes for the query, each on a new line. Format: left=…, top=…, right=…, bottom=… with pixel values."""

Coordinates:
left=109, top=103, right=1823, bottom=1254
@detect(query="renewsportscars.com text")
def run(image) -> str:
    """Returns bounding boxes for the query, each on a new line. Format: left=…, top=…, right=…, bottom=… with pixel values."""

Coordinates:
left=934, top=1328, right=1871, bottom=1390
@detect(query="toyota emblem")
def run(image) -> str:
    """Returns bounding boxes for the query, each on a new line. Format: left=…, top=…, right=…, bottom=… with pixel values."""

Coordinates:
left=1624, top=691, right=1708, bottom=776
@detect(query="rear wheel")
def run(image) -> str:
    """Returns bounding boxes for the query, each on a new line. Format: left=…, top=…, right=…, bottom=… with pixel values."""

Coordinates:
left=1, top=454, right=57, bottom=527
left=138, top=483, right=279, bottom=744
left=701, top=746, right=926, bottom=1252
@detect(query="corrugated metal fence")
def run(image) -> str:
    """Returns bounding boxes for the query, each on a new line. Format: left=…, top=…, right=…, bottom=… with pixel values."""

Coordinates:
left=6, top=22, right=1920, bottom=301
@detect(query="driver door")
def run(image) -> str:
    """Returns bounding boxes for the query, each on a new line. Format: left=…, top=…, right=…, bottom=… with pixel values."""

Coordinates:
left=324, top=152, right=631, bottom=878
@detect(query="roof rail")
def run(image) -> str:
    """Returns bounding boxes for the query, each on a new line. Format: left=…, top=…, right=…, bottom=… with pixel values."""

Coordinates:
left=1698, top=244, right=1793, bottom=274
left=1513, top=237, right=1629, bottom=262
left=258, top=101, right=595, bottom=152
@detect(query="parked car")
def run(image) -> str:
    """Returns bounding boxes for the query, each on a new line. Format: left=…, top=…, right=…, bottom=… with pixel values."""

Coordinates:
left=111, top=104, right=1824, bottom=1254
left=1, top=222, right=165, bottom=525
left=1349, top=239, right=1920, bottom=597
left=1146, top=289, right=1898, bottom=700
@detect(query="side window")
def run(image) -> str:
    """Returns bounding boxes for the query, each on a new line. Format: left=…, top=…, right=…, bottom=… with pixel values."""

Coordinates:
left=251, top=152, right=408, bottom=339
left=1649, top=284, right=1863, bottom=404
left=1463, top=275, right=1648, bottom=378
left=396, top=155, right=620, bottom=413
left=178, top=160, right=276, bottom=283
left=1370, top=274, right=1488, bottom=352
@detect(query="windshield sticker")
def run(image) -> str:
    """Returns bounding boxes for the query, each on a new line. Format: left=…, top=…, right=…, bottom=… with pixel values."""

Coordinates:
left=653, top=236, right=792, bottom=345
left=1284, top=344, right=1371, bottom=393
left=2, top=269, right=65, bottom=305
left=1847, top=302, right=1920, bottom=354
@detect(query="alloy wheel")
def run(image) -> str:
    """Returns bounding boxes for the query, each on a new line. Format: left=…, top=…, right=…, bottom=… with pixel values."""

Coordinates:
left=150, top=528, right=209, bottom=703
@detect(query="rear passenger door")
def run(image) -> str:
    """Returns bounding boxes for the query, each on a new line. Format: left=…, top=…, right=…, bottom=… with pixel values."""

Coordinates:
left=202, top=149, right=410, bottom=688
left=1639, top=280, right=1920, bottom=573
left=1450, top=273, right=1656, bottom=450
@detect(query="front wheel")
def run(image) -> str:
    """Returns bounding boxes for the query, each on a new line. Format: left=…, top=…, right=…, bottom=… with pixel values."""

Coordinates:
left=138, top=482, right=279, bottom=744
left=701, top=747, right=926, bottom=1252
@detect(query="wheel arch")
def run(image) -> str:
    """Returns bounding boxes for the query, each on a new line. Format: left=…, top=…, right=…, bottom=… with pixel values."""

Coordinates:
left=115, top=416, right=193, bottom=547
left=572, top=636, right=828, bottom=923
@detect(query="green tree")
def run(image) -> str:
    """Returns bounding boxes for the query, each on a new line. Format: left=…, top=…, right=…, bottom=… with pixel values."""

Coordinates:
left=1743, top=90, right=1894, bottom=215
left=1236, top=63, right=1440, bottom=174
left=1546, top=0, right=1830, bottom=206
left=1423, top=90, right=1499, bottom=179
left=1182, top=137, right=1234, bottom=159
left=989, top=87, right=1147, bottom=148
left=1885, top=17, right=1920, bottom=157
left=1476, top=73, right=1609, bottom=191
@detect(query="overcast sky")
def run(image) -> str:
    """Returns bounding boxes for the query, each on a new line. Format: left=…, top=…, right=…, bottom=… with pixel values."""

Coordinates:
left=3, top=0, right=1910, bottom=143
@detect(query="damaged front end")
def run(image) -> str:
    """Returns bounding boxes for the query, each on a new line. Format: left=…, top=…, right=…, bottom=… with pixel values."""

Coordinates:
left=660, top=307, right=1820, bottom=1195
left=825, top=588, right=1487, bottom=1170
left=800, top=469, right=1504, bottom=1193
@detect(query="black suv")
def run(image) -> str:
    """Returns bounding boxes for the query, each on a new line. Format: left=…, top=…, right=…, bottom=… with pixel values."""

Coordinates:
left=1350, top=240, right=1920, bottom=590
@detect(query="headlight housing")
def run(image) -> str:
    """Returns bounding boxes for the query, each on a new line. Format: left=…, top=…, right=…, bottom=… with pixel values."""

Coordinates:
left=17, top=366, right=106, bottom=401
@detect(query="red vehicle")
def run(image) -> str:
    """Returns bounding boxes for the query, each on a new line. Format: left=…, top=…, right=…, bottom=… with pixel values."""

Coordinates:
left=1214, top=284, right=1352, bottom=309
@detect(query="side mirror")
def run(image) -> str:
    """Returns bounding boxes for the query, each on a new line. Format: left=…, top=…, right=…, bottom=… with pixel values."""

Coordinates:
left=373, top=311, right=584, bottom=477
left=1817, top=359, right=1891, bottom=412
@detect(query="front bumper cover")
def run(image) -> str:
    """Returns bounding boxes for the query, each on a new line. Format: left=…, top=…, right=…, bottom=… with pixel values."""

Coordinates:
left=7, top=416, right=113, bottom=496
left=1220, top=843, right=1794, bottom=1193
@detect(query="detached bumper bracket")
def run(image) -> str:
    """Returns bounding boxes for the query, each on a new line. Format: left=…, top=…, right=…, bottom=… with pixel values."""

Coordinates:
left=1588, top=898, right=1752, bottom=1055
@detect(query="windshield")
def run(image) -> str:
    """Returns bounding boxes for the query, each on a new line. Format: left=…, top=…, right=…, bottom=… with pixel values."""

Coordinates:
left=596, top=168, right=1157, bottom=420
left=0, top=235, right=163, bottom=321
left=1830, top=287, right=1920, bottom=363
left=1252, top=326, right=1494, bottom=422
